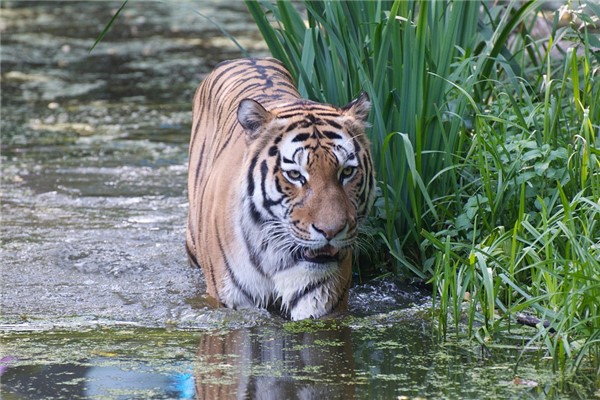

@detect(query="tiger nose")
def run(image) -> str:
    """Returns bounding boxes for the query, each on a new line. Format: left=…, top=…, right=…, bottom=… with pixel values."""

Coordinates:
left=312, top=223, right=347, bottom=241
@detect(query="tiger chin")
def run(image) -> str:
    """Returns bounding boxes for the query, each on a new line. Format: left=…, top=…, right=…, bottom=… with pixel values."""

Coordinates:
left=186, top=58, right=375, bottom=320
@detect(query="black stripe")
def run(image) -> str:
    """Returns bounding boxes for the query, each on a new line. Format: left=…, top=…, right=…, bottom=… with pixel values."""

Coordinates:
left=185, top=242, right=200, bottom=269
left=191, top=139, right=207, bottom=238
left=276, top=112, right=305, bottom=119
left=211, top=60, right=251, bottom=86
left=288, top=276, right=330, bottom=311
left=362, top=153, right=374, bottom=212
left=285, top=121, right=301, bottom=132
left=313, top=112, right=343, bottom=118
left=248, top=198, right=264, bottom=224
left=301, top=120, right=314, bottom=129
left=255, top=61, right=293, bottom=78
left=216, top=228, right=255, bottom=303
left=247, top=152, right=260, bottom=196
left=292, top=133, right=310, bottom=142
left=301, top=105, right=335, bottom=111
left=322, top=130, right=342, bottom=140
left=352, top=137, right=360, bottom=153
left=193, top=139, right=206, bottom=189
left=274, top=174, right=283, bottom=194
left=187, top=213, right=196, bottom=249
left=357, top=175, right=367, bottom=210
left=206, top=62, right=246, bottom=107
left=292, top=147, right=304, bottom=161
left=320, top=118, right=342, bottom=129
left=215, top=112, right=240, bottom=160
left=260, top=160, right=281, bottom=213
left=275, top=81, right=298, bottom=91
left=272, top=89, right=299, bottom=99
left=214, top=58, right=235, bottom=69
left=208, top=265, right=219, bottom=301
left=187, top=240, right=219, bottom=301
left=241, top=224, right=269, bottom=279
left=189, top=85, right=208, bottom=149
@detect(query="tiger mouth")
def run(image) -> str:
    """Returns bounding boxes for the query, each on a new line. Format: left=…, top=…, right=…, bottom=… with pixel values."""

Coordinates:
left=299, top=244, right=340, bottom=264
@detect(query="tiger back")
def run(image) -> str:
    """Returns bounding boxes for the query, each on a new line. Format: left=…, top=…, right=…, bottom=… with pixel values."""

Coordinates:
left=186, top=58, right=374, bottom=320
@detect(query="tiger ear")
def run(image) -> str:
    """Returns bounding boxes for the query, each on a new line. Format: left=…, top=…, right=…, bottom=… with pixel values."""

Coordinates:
left=342, top=92, right=370, bottom=122
left=238, top=99, right=272, bottom=140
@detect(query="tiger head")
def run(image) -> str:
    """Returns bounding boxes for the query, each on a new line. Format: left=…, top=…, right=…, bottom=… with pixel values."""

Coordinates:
left=238, top=93, right=374, bottom=266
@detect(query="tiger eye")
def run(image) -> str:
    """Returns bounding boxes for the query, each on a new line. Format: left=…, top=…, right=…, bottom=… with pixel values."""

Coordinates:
left=341, top=166, right=355, bottom=178
left=287, top=170, right=301, bottom=180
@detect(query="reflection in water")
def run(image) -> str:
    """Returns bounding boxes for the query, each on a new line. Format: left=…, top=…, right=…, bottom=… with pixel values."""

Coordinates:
left=2, top=326, right=356, bottom=399
left=195, top=325, right=356, bottom=400
left=1, top=360, right=196, bottom=399
left=3, top=318, right=592, bottom=399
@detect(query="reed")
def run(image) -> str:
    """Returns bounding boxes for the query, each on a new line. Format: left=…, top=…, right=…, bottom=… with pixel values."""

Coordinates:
left=247, top=0, right=600, bottom=376
left=424, top=3, right=599, bottom=375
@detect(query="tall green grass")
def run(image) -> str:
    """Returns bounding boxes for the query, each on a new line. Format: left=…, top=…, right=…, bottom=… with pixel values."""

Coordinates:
left=246, top=0, right=552, bottom=275
left=425, top=9, right=600, bottom=375
left=247, top=0, right=485, bottom=276
left=247, top=0, right=600, bottom=377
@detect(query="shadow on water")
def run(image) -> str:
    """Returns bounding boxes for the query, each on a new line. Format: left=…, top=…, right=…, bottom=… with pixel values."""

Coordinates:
left=1, top=1, right=598, bottom=399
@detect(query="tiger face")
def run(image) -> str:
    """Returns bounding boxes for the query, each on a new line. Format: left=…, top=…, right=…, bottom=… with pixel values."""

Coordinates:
left=238, top=93, right=374, bottom=270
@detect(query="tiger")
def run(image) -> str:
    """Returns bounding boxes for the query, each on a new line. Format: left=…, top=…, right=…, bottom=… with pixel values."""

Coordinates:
left=186, top=57, right=375, bottom=320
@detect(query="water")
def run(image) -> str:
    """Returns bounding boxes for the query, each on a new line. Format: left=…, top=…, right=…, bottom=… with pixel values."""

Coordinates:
left=1, top=2, right=596, bottom=399
left=0, top=314, right=571, bottom=399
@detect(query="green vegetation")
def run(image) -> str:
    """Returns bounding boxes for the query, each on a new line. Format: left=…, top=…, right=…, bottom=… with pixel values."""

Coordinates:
left=247, top=0, right=600, bottom=380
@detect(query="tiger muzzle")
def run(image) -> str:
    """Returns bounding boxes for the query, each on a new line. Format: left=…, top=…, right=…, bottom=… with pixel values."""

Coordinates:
left=302, top=244, right=340, bottom=264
